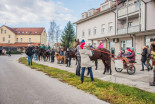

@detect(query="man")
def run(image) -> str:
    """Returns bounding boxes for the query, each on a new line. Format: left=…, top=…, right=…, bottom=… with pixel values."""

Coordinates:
left=65, top=48, right=71, bottom=67
left=75, top=39, right=85, bottom=76
left=146, top=45, right=153, bottom=70
left=26, top=44, right=33, bottom=66
left=51, top=49, right=55, bottom=63
left=150, top=39, right=155, bottom=86
left=8, top=48, right=11, bottom=56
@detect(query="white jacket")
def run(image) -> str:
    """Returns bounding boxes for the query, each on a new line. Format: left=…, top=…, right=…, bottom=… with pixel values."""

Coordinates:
left=79, top=47, right=92, bottom=67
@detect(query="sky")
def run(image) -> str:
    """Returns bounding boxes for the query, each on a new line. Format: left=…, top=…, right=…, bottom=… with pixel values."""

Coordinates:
left=0, top=0, right=105, bottom=33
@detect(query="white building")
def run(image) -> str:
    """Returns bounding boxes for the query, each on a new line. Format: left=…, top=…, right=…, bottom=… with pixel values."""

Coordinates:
left=74, top=0, right=155, bottom=61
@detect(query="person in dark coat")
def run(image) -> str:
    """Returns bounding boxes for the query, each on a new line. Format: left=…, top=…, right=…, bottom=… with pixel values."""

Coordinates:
left=146, top=45, right=153, bottom=70
left=26, top=44, right=33, bottom=66
left=34, top=47, right=38, bottom=61
left=140, top=46, right=150, bottom=71
left=65, top=48, right=71, bottom=67
left=51, top=49, right=55, bottom=63
left=8, top=48, right=11, bottom=56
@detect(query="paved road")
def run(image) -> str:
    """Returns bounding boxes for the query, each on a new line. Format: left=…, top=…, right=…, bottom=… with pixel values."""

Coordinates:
left=0, top=55, right=108, bottom=104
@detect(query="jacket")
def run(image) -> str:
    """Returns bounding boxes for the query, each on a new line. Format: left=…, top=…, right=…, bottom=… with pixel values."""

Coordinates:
left=127, top=51, right=135, bottom=62
left=65, top=51, right=70, bottom=59
left=97, top=44, right=103, bottom=48
left=34, top=49, right=38, bottom=54
left=26, top=47, right=33, bottom=56
left=76, top=45, right=81, bottom=57
left=141, top=48, right=148, bottom=62
left=51, top=50, right=55, bottom=57
left=79, top=47, right=92, bottom=67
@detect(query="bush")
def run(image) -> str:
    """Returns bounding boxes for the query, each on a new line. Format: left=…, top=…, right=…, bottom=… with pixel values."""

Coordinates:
left=7, top=51, right=22, bottom=54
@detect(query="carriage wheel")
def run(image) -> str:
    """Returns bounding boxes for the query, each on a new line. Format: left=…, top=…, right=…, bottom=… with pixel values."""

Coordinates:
left=127, top=65, right=136, bottom=75
left=115, top=67, right=123, bottom=72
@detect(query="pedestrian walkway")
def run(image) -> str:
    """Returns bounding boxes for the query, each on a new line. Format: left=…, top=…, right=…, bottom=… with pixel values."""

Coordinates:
left=34, top=58, right=155, bottom=93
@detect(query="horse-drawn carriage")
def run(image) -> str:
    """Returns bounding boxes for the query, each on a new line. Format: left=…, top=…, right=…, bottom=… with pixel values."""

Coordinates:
left=115, top=58, right=136, bottom=75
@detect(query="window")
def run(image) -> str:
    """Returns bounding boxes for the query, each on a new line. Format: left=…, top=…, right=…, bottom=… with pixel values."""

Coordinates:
left=16, top=38, right=18, bottom=42
left=1, top=28, right=3, bottom=34
left=82, top=31, right=85, bottom=38
left=128, top=22, right=132, bottom=27
left=21, top=38, right=22, bottom=42
left=88, top=29, right=91, bottom=36
left=109, top=26, right=113, bottom=31
left=108, top=22, right=113, bottom=32
left=89, top=12, right=92, bottom=16
left=29, top=38, right=31, bottom=42
left=5, top=30, right=6, bottom=34
left=94, top=27, right=97, bottom=35
left=101, top=24, right=105, bottom=33
left=3, top=37, right=5, bottom=42
left=8, top=40, right=10, bottom=44
left=8, top=35, right=11, bottom=38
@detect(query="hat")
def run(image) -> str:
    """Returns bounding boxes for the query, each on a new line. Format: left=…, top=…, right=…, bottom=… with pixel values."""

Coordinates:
left=81, top=40, right=85, bottom=43
left=130, top=47, right=134, bottom=51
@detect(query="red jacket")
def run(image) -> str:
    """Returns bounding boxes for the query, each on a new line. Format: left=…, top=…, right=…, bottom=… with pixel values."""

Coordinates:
left=127, top=51, right=135, bottom=62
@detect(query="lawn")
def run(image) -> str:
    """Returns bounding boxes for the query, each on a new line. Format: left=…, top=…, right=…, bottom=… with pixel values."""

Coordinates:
left=19, top=57, right=155, bottom=104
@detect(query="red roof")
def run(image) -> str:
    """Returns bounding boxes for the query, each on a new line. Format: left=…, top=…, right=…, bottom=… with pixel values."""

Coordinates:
left=0, top=43, right=40, bottom=47
left=3, top=25, right=45, bottom=35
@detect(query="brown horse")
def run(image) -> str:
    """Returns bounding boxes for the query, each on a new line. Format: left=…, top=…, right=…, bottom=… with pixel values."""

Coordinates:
left=90, top=48, right=112, bottom=75
left=55, top=52, right=66, bottom=64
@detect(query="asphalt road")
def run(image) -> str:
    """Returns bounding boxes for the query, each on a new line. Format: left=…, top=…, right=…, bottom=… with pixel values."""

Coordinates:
left=0, top=55, right=108, bottom=104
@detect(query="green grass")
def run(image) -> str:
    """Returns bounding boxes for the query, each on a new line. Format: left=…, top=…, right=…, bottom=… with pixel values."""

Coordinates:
left=19, top=57, right=155, bottom=104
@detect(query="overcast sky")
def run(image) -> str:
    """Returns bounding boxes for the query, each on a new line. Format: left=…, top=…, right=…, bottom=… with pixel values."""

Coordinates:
left=0, top=0, right=105, bottom=32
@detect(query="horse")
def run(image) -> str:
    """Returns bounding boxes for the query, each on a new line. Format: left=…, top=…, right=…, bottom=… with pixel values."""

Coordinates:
left=42, top=49, right=51, bottom=61
left=55, top=52, right=66, bottom=64
left=90, top=48, right=112, bottom=75
left=38, top=48, right=43, bottom=61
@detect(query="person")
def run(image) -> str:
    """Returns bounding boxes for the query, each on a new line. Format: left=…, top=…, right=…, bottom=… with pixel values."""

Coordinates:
left=127, top=47, right=135, bottom=63
left=118, top=51, right=122, bottom=57
left=60, top=48, right=64, bottom=64
left=51, top=49, right=55, bottom=63
left=65, top=48, right=71, bottom=67
left=34, top=47, right=38, bottom=61
left=75, top=39, right=82, bottom=76
left=25, top=44, right=33, bottom=66
left=140, top=46, right=150, bottom=71
left=150, top=39, right=155, bottom=86
left=8, top=48, right=11, bottom=56
left=146, top=45, right=153, bottom=70
left=97, top=41, right=103, bottom=49
left=79, top=45, right=94, bottom=83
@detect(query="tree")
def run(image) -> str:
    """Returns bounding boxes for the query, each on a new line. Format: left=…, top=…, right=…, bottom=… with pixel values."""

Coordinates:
left=55, top=26, right=61, bottom=49
left=48, top=21, right=57, bottom=47
left=61, top=21, right=75, bottom=49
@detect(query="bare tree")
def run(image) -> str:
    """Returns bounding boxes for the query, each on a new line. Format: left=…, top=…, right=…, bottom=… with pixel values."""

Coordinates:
left=55, top=26, right=61, bottom=49
left=48, top=21, right=57, bottom=47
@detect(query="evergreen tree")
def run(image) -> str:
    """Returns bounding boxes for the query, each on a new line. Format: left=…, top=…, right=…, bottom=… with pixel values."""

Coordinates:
left=61, top=21, right=75, bottom=48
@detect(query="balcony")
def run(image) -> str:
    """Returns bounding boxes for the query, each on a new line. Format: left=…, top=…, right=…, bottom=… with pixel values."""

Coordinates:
left=118, top=3, right=139, bottom=20
left=118, top=25, right=140, bottom=35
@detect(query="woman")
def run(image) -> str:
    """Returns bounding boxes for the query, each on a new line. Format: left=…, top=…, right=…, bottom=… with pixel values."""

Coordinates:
left=79, top=45, right=94, bottom=83
left=140, top=46, right=150, bottom=71
left=97, top=41, right=103, bottom=49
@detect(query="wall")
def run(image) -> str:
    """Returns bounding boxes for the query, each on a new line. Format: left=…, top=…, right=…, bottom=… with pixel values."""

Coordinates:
left=76, top=11, right=115, bottom=46
left=15, top=35, right=41, bottom=43
left=146, top=1, right=155, bottom=30
left=41, top=30, right=47, bottom=45
left=0, top=26, right=16, bottom=44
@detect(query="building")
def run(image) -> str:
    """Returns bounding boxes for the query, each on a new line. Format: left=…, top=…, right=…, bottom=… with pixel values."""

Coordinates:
left=0, top=25, right=47, bottom=51
left=74, top=0, right=155, bottom=60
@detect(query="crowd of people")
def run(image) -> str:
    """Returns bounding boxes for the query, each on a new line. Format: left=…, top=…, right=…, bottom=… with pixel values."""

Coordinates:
left=25, top=39, right=155, bottom=84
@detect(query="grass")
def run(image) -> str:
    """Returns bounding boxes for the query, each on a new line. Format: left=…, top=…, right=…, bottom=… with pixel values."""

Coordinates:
left=19, top=57, right=155, bottom=104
